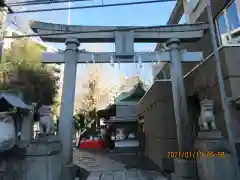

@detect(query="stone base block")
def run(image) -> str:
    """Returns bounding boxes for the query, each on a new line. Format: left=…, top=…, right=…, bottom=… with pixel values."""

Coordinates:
left=173, top=158, right=197, bottom=178
left=62, top=164, right=79, bottom=180
left=196, top=153, right=239, bottom=180
left=170, top=173, right=197, bottom=180
left=195, top=132, right=229, bottom=152
left=158, top=158, right=174, bottom=173
left=148, top=156, right=174, bottom=173
left=234, top=141, right=240, bottom=166
left=36, top=133, right=59, bottom=141
left=197, top=131, right=223, bottom=140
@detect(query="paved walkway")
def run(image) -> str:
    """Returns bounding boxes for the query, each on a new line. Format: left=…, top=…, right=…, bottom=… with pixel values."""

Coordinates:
left=74, top=150, right=125, bottom=172
left=86, top=170, right=166, bottom=180
left=73, top=150, right=167, bottom=180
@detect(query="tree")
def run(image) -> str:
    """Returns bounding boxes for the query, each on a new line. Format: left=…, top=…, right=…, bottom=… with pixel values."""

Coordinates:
left=73, top=64, right=116, bottom=137
left=73, top=113, right=85, bottom=132
left=0, top=38, right=59, bottom=105
left=79, top=64, right=116, bottom=112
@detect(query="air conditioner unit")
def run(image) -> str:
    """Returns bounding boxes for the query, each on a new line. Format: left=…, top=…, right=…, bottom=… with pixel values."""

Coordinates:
left=221, top=27, right=240, bottom=44
left=221, top=33, right=230, bottom=44
left=231, top=27, right=240, bottom=43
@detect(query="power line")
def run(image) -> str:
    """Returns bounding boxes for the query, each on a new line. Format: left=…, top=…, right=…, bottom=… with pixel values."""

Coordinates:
left=3, top=22, right=206, bottom=39
left=11, top=0, right=175, bottom=14
left=7, top=0, right=92, bottom=7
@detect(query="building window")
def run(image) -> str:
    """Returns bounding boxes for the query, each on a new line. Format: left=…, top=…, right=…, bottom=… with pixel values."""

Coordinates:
left=215, top=0, right=240, bottom=45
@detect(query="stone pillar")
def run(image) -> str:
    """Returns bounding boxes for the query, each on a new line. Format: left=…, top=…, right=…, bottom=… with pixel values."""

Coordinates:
left=59, top=38, right=79, bottom=166
left=166, top=39, right=197, bottom=180
left=166, top=38, right=192, bottom=152
left=20, top=110, right=34, bottom=144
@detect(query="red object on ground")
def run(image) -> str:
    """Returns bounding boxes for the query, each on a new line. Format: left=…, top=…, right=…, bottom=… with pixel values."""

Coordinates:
left=79, top=139, right=105, bottom=150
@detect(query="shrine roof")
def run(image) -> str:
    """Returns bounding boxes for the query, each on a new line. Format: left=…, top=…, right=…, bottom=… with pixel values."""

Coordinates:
left=97, top=103, right=116, bottom=118
left=0, top=92, right=32, bottom=111
left=97, top=82, right=146, bottom=118
left=115, top=82, right=146, bottom=103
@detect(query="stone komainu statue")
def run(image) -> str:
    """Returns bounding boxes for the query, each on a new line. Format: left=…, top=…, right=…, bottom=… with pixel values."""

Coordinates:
left=38, top=105, right=53, bottom=134
left=115, top=128, right=125, bottom=140
left=198, top=99, right=217, bottom=131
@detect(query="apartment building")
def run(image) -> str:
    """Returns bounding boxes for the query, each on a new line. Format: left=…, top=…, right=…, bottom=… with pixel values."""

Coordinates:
left=156, top=0, right=240, bottom=75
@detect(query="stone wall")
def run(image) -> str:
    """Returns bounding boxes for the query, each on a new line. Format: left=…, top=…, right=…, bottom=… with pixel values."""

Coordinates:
left=137, top=80, right=178, bottom=173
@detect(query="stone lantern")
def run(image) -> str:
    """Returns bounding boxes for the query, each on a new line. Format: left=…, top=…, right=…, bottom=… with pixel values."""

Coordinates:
left=0, top=92, right=32, bottom=152
left=0, top=111, right=16, bottom=152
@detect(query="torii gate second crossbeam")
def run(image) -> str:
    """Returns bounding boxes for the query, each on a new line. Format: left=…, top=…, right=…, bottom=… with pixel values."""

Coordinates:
left=31, top=21, right=208, bottom=180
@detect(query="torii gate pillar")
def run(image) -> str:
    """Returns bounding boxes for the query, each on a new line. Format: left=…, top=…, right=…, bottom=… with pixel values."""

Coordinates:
left=167, top=39, right=197, bottom=180
left=59, top=38, right=80, bottom=165
left=167, top=38, right=192, bottom=152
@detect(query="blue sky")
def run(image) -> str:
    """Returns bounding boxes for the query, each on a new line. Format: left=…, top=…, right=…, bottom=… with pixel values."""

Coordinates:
left=27, top=0, right=177, bottom=83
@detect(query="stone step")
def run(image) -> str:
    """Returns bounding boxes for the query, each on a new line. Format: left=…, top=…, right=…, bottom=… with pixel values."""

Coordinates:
left=86, top=170, right=167, bottom=180
left=110, top=147, right=139, bottom=154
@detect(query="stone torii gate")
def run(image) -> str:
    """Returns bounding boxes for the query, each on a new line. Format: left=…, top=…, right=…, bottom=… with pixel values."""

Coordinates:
left=31, top=21, right=208, bottom=180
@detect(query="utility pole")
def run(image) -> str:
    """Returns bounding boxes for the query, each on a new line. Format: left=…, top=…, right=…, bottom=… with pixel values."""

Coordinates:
left=68, top=0, right=71, bottom=25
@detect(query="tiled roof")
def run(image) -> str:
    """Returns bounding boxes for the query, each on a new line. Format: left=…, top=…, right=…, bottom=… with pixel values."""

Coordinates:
left=115, top=82, right=146, bottom=104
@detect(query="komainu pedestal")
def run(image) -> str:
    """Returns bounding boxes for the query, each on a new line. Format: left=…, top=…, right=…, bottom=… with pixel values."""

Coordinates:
left=170, top=158, right=197, bottom=180
left=194, top=131, right=237, bottom=180
left=23, top=134, right=63, bottom=180
left=194, top=99, right=238, bottom=180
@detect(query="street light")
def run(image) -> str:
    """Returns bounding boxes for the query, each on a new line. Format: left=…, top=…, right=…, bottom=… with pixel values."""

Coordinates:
left=206, top=0, right=240, bottom=177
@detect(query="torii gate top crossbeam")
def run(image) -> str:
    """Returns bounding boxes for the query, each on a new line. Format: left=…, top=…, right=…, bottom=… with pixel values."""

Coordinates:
left=42, top=51, right=202, bottom=64
left=30, top=21, right=209, bottom=43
